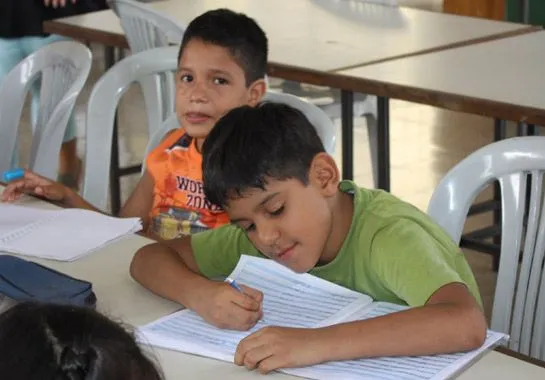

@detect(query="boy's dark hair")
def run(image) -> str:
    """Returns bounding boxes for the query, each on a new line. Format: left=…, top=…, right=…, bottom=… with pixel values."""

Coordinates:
left=177, top=8, right=268, bottom=86
left=203, top=103, right=325, bottom=207
left=0, top=302, right=163, bottom=380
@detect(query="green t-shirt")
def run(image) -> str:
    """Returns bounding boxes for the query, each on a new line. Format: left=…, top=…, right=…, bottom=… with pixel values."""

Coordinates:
left=192, top=181, right=482, bottom=307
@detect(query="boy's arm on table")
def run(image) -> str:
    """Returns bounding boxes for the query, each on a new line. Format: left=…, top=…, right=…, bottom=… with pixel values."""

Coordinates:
left=235, top=220, right=487, bottom=373
left=130, top=226, right=264, bottom=330
left=1, top=170, right=100, bottom=210
left=235, top=282, right=486, bottom=374
left=2, top=169, right=153, bottom=230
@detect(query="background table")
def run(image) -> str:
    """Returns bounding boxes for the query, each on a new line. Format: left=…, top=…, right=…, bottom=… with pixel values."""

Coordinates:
left=43, top=0, right=535, bottom=184
left=335, top=29, right=545, bottom=191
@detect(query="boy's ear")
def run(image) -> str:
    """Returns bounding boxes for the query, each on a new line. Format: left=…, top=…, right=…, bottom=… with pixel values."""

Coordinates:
left=247, top=79, right=267, bottom=106
left=309, top=153, right=339, bottom=197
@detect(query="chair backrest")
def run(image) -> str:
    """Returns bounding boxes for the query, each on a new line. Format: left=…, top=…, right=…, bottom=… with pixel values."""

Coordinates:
left=143, top=113, right=179, bottom=161
left=108, top=0, right=185, bottom=136
left=427, top=136, right=545, bottom=360
left=262, top=92, right=336, bottom=154
left=108, top=0, right=184, bottom=53
left=82, top=46, right=179, bottom=210
left=143, top=91, right=337, bottom=165
left=0, top=41, right=92, bottom=179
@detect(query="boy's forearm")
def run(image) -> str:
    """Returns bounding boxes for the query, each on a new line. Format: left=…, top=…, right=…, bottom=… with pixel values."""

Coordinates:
left=315, top=303, right=486, bottom=362
left=130, top=243, right=210, bottom=309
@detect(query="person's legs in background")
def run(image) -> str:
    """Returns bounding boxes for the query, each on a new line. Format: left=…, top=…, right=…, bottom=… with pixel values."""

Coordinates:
left=22, top=34, right=81, bottom=188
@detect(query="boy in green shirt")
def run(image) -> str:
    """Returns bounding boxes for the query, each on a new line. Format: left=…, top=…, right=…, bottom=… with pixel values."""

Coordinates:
left=131, top=103, right=486, bottom=374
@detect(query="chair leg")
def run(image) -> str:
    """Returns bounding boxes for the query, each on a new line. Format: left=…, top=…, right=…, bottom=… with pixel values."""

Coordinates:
left=109, top=117, right=122, bottom=216
left=492, top=119, right=507, bottom=271
left=103, top=46, right=122, bottom=215
left=365, top=113, right=379, bottom=188
left=492, top=180, right=501, bottom=272
left=376, top=96, right=391, bottom=192
left=341, top=90, right=354, bottom=181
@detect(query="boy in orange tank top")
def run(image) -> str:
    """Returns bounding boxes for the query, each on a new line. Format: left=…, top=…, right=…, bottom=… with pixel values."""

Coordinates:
left=2, top=9, right=268, bottom=240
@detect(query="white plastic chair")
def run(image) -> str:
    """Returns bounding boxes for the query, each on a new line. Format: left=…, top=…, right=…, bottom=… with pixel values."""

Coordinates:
left=108, top=0, right=185, bottom=135
left=83, top=46, right=178, bottom=210
left=144, top=93, right=337, bottom=162
left=143, top=113, right=180, bottom=161
left=0, top=41, right=92, bottom=179
left=428, top=136, right=545, bottom=360
left=143, top=92, right=337, bottom=177
left=263, top=92, right=336, bottom=155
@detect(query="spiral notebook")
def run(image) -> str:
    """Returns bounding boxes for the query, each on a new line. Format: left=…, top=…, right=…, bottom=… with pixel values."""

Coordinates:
left=138, top=255, right=508, bottom=380
left=0, top=203, right=142, bottom=261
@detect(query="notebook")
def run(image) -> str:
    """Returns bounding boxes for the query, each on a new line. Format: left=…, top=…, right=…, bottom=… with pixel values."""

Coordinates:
left=137, top=255, right=508, bottom=380
left=0, top=204, right=142, bottom=261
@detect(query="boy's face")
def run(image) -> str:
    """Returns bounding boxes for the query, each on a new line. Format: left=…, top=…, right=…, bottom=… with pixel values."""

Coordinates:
left=176, top=39, right=266, bottom=145
left=226, top=155, right=341, bottom=273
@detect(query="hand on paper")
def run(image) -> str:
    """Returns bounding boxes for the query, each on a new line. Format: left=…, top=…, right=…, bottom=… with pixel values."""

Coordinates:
left=234, top=326, right=326, bottom=374
left=2, top=170, right=72, bottom=204
left=194, top=282, right=264, bottom=331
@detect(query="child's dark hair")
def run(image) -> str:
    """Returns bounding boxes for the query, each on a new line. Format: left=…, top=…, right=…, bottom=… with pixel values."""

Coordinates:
left=0, top=302, right=163, bottom=380
left=203, top=103, right=325, bottom=208
left=177, top=8, right=268, bottom=86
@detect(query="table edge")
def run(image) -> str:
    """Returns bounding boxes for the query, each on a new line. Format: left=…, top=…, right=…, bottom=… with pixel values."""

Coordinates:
left=43, top=20, right=130, bottom=49
left=333, top=25, right=539, bottom=72
left=43, top=18, right=539, bottom=76
left=495, top=346, right=545, bottom=368
left=330, top=68, right=545, bottom=125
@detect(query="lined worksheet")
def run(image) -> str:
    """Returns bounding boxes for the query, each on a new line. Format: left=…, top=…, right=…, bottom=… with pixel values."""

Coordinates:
left=230, top=255, right=373, bottom=327
left=138, top=255, right=372, bottom=361
left=282, top=302, right=506, bottom=380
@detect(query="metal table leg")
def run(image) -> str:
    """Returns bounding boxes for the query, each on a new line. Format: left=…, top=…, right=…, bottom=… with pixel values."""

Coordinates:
left=104, top=46, right=122, bottom=215
left=341, top=90, right=354, bottom=181
left=377, top=96, right=390, bottom=191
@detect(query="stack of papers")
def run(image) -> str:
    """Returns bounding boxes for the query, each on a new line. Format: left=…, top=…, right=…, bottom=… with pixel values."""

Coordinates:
left=0, top=204, right=142, bottom=261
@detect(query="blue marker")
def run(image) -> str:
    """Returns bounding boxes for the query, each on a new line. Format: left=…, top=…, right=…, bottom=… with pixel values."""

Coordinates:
left=225, top=277, right=243, bottom=293
left=2, top=168, right=25, bottom=182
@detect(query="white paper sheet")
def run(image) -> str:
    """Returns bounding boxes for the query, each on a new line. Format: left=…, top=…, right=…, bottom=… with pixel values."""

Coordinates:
left=0, top=204, right=142, bottom=261
left=138, top=256, right=371, bottom=360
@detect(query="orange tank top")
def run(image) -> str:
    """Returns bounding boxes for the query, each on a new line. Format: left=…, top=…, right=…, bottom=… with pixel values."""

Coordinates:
left=146, top=128, right=229, bottom=239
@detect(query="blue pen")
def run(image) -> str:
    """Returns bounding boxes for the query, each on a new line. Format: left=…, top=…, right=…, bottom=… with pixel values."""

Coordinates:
left=226, top=277, right=265, bottom=323
left=225, top=277, right=243, bottom=293
left=2, top=168, right=25, bottom=182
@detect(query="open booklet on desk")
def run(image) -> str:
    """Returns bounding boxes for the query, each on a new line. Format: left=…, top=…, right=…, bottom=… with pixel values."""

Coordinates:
left=137, top=255, right=508, bottom=380
left=0, top=203, right=142, bottom=261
